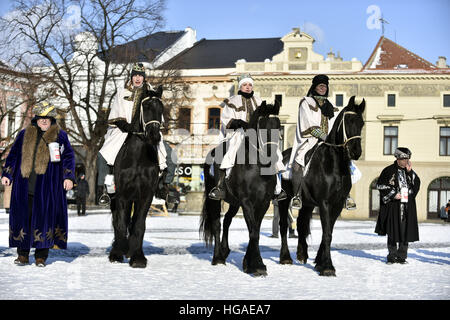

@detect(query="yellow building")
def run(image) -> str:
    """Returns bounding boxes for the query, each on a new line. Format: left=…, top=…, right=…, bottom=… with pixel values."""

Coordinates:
left=160, top=29, right=450, bottom=221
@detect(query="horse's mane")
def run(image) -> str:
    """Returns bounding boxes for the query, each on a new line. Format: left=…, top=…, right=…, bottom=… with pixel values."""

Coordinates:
left=325, top=106, right=346, bottom=145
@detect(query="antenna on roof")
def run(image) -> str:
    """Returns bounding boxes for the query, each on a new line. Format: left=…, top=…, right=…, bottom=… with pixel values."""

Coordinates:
left=379, top=14, right=389, bottom=37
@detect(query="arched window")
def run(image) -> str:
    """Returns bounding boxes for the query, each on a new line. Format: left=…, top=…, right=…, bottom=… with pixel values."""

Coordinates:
left=427, top=177, right=450, bottom=219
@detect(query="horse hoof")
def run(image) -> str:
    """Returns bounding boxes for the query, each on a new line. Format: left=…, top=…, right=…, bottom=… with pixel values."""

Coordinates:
left=109, top=255, right=124, bottom=263
left=130, top=260, right=147, bottom=268
left=297, top=258, right=307, bottom=264
left=320, top=269, right=336, bottom=277
left=280, top=259, right=293, bottom=265
left=212, top=259, right=226, bottom=265
left=251, top=269, right=268, bottom=277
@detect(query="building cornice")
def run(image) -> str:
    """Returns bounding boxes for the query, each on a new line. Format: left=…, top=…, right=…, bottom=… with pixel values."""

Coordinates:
left=253, top=73, right=450, bottom=82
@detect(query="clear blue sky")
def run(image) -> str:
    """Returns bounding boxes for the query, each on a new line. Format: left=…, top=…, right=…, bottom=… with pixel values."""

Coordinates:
left=1, top=0, right=449, bottom=65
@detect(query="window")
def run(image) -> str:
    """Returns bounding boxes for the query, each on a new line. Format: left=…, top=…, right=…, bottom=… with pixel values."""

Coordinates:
left=383, top=126, right=398, bottom=155
left=427, top=177, right=450, bottom=219
left=275, top=94, right=283, bottom=106
left=387, top=94, right=396, bottom=107
left=444, top=94, right=450, bottom=107
left=207, top=107, right=221, bottom=130
left=440, top=127, right=450, bottom=156
left=335, top=94, right=344, bottom=107
left=7, top=112, right=15, bottom=136
left=177, top=107, right=191, bottom=133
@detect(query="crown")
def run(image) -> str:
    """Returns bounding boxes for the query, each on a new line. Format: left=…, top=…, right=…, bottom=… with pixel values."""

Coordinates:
left=132, top=63, right=146, bottom=73
left=238, top=73, right=253, bottom=83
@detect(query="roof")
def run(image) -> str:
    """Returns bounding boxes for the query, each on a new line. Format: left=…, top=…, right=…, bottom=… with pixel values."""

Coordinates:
left=99, top=31, right=186, bottom=64
left=159, top=38, right=284, bottom=69
left=362, top=36, right=438, bottom=72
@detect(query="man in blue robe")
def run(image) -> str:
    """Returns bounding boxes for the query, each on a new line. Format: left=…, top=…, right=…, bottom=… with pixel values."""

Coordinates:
left=1, top=102, right=75, bottom=267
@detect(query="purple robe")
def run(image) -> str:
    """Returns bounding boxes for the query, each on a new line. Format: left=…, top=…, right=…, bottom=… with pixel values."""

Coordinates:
left=2, top=125, right=75, bottom=250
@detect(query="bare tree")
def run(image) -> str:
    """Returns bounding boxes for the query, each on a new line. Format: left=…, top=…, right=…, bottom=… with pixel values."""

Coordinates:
left=0, top=64, right=48, bottom=162
left=0, top=0, right=166, bottom=203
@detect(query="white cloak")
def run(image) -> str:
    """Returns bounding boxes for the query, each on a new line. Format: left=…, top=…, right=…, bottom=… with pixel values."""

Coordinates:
left=286, top=96, right=340, bottom=171
left=99, top=86, right=167, bottom=169
left=219, top=94, right=285, bottom=174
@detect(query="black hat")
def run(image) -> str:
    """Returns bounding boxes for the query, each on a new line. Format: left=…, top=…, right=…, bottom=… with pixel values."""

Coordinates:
left=312, top=74, right=329, bottom=86
left=394, top=147, right=412, bottom=159
left=130, top=63, right=146, bottom=79
left=307, top=74, right=329, bottom=97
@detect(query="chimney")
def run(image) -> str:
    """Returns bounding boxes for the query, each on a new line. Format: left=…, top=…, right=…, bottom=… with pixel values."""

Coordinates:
left=436, top=56, right=448, bottom=68
left=327, top=48, right=335, bottom=61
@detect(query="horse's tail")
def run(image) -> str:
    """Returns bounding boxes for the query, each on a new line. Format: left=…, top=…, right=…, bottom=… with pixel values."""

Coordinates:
left=199, top=162, right=221, bottom=246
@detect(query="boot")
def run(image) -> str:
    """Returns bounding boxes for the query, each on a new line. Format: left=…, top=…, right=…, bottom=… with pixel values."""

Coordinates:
left=208, top=169, right=226, bottom=200
left=275, top=189, right=288, bottom=201
left=14, top=255, right=29, bottom=265
left=291, top=163, right=304, bottom=210
left=35, top=258, right=46, bottom=267
left=345, top=196, right=356, bottom=210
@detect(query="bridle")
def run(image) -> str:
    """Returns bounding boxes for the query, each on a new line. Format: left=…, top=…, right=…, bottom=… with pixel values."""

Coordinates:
left=324, top=111, right=361, bottom=149
left=131, top=96, right=162, bottom=137
left=249, top=114, right=280, bottom=155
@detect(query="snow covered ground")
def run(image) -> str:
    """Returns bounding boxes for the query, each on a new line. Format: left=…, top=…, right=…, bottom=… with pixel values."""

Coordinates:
left=0, top=209, right=449, bottom=301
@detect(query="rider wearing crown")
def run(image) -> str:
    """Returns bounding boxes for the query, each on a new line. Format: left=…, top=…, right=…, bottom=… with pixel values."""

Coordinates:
left=287, top=74, right=356, bottom=210
left=97, top=63, right=168, bottom=204
left=208, top=74, right=286, bottom=201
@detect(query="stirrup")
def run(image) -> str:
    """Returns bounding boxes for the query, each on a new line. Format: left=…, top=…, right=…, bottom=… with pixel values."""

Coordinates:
left=291, top=196, right=302, bottom=210
left=345, top=196, right=356, bottom=210
left=98, top=192, right=111, bottom=206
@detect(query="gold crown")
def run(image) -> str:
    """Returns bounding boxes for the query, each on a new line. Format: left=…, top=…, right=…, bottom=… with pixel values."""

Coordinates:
left=33, top=102, right=57, bottom=117
left=132, top=63, right=146, bottom=73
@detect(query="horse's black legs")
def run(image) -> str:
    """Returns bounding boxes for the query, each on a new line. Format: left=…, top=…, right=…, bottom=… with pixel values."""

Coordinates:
left=242, top=201, right=269, bottom=277
left=315, top=202, right=337, bottom=276
left=127, top=201, right=150, bottom=268
left=296, top=205, right=313, bottom=264
left=109, top=199, right=131, bottom=263
left=217, top=205, right=239, bottom=263
left=278, top=197, right=293, bottom=264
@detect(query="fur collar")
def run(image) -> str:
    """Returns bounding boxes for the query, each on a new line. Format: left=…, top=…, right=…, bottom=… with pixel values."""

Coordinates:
left=20, top=124, right=60, bottom=178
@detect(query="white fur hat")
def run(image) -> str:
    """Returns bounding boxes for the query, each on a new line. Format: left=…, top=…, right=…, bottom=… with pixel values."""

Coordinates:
left=238, top=74, right=254, bottom=89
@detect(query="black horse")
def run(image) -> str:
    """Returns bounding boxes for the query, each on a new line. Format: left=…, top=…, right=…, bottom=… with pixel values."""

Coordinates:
left=277, top=96, right=365, bottom=276
left=200, top=101, right=281, bottom=276
left=108, top=85, right=164, bottom=268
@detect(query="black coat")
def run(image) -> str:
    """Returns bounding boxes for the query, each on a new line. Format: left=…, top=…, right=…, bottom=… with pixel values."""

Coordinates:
left=76, top=178, right=90, bottom=199
left=375, top=161, right=420, bottom=242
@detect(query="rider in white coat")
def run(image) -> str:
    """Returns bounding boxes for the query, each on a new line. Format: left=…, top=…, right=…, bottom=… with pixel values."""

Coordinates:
left=208, top=74, right=286, bottom=201
left=287, top=74, right=356, bottom=210
left=98, top=63, right=167, bottom=204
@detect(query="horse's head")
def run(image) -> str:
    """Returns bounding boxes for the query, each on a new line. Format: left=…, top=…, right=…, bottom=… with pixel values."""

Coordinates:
left=140, top=85, right=164, bottom=145
left=249, top=100, right=281, bottom=131
left=332, top=96, right=365, bottom=160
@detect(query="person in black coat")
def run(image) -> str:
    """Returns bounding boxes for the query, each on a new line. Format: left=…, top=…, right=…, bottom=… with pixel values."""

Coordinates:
left=76, top=174, right=90, bottom=216
left=375, top=147, right=420, bottom=264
